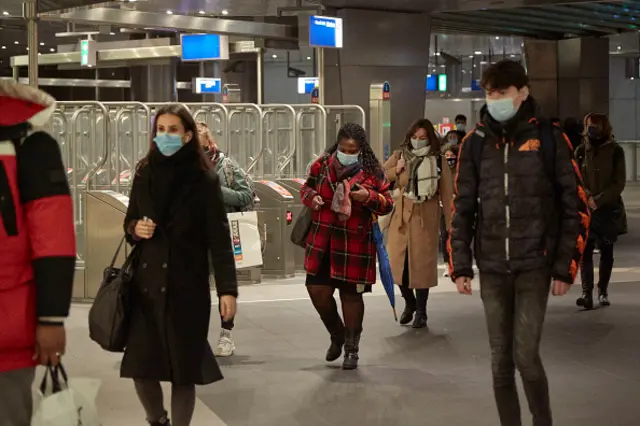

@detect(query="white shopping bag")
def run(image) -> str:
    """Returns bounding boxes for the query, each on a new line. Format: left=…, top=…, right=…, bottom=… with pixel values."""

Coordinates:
left=227, top=211, right=263, bottom=269
left=32, top=365, right=102, bottom=426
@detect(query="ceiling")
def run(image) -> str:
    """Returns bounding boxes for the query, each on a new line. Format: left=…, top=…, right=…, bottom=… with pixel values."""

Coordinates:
left=2, top=0, right=640, bottom=74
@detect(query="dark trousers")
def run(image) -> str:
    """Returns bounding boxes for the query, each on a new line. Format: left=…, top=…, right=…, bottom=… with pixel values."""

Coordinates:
left=480, top=269, right=552, bottom=426
left=399, top=251, right=429, bottom=313
left=219, top=299, right=235, bottom=331
left=581, top=238, right=614, bottom=294
left=0, top=367, right=35, bottom=426
left=439, top=214, right=449, bottom=264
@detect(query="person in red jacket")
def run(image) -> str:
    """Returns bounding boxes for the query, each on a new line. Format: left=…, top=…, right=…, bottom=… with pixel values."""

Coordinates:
left=0, top=80, right=75, bottom=425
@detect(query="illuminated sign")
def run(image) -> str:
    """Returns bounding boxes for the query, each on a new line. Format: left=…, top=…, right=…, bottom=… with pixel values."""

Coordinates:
left=309, top=15, right=343, bottom=48
left=426, top=74, right=447, bottom=92
left=193, top=78, right=222, bottom=94
left=80, top=39, right=97, bottom=67
left=438, top=74, right=448, bottom=92
left=180, top=33, right=229, bottom=61
left=297, top=77, right=319, bottom=95
left=383, top=81, right=391, bottom=100
left=286, top=211, right=293, bottom=224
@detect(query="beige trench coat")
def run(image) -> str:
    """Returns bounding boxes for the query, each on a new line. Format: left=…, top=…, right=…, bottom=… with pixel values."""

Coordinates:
left=383, top=150, right=454, bottom=289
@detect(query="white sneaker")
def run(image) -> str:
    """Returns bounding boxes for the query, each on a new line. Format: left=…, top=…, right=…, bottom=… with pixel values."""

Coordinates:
left=213, top=330, right=235, bottom=357
left=442, top=264, right=450, bottom=277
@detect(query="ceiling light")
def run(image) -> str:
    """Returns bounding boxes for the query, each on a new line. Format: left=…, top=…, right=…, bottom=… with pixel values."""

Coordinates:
left=495, top=36, right=500, bottom=40
left=221, top=9, right=229, bottom=15
left=306, top=56, right=311, bottom=60
left=198, top=10, right=205, bottom=15
left=617, top=45, right=622, bottom=50
left=38, top=53, right=41, bottom=56
left=468, top=55, right=474, bottom=58
left=432, top=69, right=436, bottom=72
left=128, top=0, right=137, bottom=2
left=50, top=47, right=55, bottom=52
left=1, top=46, right=5, bottom=50
left=166, top=10, right=173, bottom=15
left=480, top=61, right=487, bottom=65
left=510, top=54, right=516, bottom=58
left=435, top=52, right=441, bottom=56
left=14, top=41, right=19, bottom=44
left=2, top=11, right=9, bottom=16
left=272, top=54, right=277, bottom=58
left=40, top=42, right=44, bottom=46
left=474, top=51, right=482, bottom=55
left=109, top=32, right=115, bottom=35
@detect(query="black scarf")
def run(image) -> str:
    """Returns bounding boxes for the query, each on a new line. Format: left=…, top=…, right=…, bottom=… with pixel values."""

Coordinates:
left=148, top=141, right=200, bottom=224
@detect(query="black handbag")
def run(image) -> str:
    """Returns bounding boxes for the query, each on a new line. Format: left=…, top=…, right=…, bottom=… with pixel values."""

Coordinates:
left=88, top=236, right=136, bottom=352
left=290, top=206, right=313, bottom=248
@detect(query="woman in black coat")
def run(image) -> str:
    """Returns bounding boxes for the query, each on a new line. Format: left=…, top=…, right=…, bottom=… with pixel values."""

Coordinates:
left=122, top=104, right=238, bottom=426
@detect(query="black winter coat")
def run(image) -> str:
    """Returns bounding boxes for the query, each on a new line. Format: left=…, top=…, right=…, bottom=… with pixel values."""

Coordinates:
left=121, top=152, right=238, bottom=385
left=448, top=99, right=589, bottom=284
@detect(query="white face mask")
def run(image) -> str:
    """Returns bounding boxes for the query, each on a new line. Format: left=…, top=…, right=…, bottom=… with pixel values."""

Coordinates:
left=411, top=138, right=428, bottom=150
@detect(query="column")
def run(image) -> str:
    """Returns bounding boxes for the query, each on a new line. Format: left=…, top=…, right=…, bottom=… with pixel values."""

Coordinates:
left=322, top=9, right=431, bottom=149
left=129, top=59, right=178, bottom=102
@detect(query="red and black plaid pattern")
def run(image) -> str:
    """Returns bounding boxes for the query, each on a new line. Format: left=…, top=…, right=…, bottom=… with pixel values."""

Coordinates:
left=300, top=154, right=393, bottom=285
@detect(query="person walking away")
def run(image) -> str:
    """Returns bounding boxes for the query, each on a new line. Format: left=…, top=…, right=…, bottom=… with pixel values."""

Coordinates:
left=0, top=80, right=75, bottom=426
left=383, top=119, right=454, bottom=328
left=197, top=121, right=253, bottom=356
left=301, top=123, right=393, bottom=370
left=123, top=104, right=238, bottom=426
left=575, top=113, right=626, bottom=309
left=448, top=60, right=589, bottom=426
left=441, top=144, right=459, bottom=277
left=454, top=114, right=468, bottom=140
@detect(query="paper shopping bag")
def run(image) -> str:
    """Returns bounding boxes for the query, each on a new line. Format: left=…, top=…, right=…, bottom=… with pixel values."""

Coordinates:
left=227, top=211, right=263, bottom=269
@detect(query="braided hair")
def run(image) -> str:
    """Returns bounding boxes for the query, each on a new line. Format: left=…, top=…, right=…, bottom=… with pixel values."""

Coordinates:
left=326, top=122, right=383, bottom=176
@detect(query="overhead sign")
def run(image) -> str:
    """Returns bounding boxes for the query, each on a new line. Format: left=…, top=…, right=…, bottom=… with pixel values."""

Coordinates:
left=297, top=77, right=319, bottom=95
left=80, top=39, right=97, bottom=67
left=193, top=77, right=222, bottom=94
left=180, top=33, right=230, bottom=61
left=426, top=74, right=447, bottom=92
left=309, top=15, right=343, bottom=48
left=383, top=81, right=391, bottom=100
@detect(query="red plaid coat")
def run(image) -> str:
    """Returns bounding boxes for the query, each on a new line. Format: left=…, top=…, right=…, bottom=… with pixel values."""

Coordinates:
left=301, top=154, right=393, bottom=285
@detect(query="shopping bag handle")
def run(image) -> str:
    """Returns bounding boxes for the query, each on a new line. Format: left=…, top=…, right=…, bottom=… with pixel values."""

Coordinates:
left=40, top=363, right=69, bottom=395
left=108, top=236, right=126, bottom=270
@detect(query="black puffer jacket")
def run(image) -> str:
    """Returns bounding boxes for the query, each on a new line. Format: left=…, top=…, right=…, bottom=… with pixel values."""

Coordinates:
left=448, top=98, right=589, bottom=284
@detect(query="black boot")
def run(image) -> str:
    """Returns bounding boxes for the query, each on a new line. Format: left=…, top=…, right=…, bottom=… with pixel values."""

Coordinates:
left=342, top=329, right=361, bottom=370
left=149, top=418, right=171, bottom=426
left=577, top=267, right=594, bottom=310
left=319, top=311, right=345, bottom=362
left=598, top=255, right=613, bottom=307
left=399, top=285, right=416, bottom=325
left=576, top=291, right=594, bottom=310
left=412, top=289, right=429, bottom=329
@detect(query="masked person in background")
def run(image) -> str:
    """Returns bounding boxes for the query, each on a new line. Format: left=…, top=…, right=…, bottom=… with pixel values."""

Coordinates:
left=454, top=114, right=468, bottom=140
left=575, top=113, right=627, bottom=310
left=196, top=121, right=254, bottom=357
left=441, top=144, right=459, bottom=276
left=445, top=130, right=461, bottom=146
left=384, top=119, right=454, bottom=328
left=448, top=60, right=589, bottom=426
left=301, top=123, right=393, bottom=370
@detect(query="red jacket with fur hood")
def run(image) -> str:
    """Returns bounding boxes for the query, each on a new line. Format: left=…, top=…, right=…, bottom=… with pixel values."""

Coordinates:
left=0, top=81, right=75, bottom=372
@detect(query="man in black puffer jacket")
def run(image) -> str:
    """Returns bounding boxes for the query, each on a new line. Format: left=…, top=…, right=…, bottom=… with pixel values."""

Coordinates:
left=447, top=61, right=589, bottom=426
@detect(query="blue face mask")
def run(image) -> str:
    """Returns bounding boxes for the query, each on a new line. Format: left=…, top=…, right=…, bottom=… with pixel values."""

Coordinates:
left=336, top=150, right=360, bottom=166
left=486, top=97, right=518, bottom=123
left=154, top=133, right=184, bottom=156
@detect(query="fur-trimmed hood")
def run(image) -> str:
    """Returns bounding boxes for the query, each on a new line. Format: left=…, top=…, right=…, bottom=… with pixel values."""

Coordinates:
left=0, top=80, right=56, bottom=127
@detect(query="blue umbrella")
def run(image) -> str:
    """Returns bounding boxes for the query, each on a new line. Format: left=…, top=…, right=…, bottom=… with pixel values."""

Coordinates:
left=372, top=217, right=397, bottom=321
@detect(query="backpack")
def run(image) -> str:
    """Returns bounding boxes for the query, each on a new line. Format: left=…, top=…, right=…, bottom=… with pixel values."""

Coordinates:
left=219, top=156, right=258, bottom=212
left=468, top=118, right=555, bottom=181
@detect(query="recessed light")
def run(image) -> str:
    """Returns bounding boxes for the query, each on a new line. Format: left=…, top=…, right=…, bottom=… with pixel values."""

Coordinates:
left=128, top=0, right=137, bottom=2
left=480, top=61, right=487, bottom=65
left=510, top=54, right=516, bottom=58
left=495, top=36, right=500, bottom=40
left=166, top=10, right=173, bottom=15
left=272, top=54, right=277, bottom=58
left=469, top=55, right=474, bottom=58
left=306, top=56, right=311, bottom=60
left=198, top=10, right=205, bottom=15
left=26, top=47, right=29, bottom=51
left=617, top=45, right=622, bottom=50
left=50, top=48, right=55, bottom=52
left=109, top=32, right=115, bottom=35
left=40, top=42, right=44, bottom=46
left=1, top=46, right=5, bottom=49
left=474, top=51, right=482, bottom=55
left=2, top=11, right=9, bottom=16
left=38, top=53, right=41, bottom=56
left=432, top=69, right=436, bottom=72
left=435, top=52, right=441, bottom=56
left=221, top=9, right=229, bottom=15
left=14, top=41, right=19, bottom=44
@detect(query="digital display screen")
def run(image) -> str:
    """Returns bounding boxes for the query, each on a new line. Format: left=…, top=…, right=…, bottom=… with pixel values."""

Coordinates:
left=181, top=34, right=229, bottom=61
left=471, top=79, right=482, bottom=91
left=426, top=74, right=437, bottom=91
left=297, top=77, right=319, bottom=95
left=193, top=78, right=222, bottom=94
left=438, top=74, right=447, bottom=92
left=309, top=15, right=343, bottom=48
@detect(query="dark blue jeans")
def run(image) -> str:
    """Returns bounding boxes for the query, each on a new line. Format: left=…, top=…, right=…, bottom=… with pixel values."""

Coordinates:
left=480, top=269, right=552, bottom=426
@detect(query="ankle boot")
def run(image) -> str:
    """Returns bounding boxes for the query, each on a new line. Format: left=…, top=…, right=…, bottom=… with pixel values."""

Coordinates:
left=318, top=312, right=345, bottom=362
left=342, top=329, right=361, bottom=370
left=412, top=289, right=429, bottom=329
left=399, top=286, right=416, bottom=325
left=576, top=291, right=594, bottom=310
left=149, top=416, right=171, bottom=426
left=598, top=256, right=613, bottom=307
left=577, top=269, right=594, bottom=310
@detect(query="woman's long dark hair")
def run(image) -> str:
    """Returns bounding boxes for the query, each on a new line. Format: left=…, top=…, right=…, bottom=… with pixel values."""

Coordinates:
left=326, top=122, right=383, bottom=175
left=137, top=104, right=212, bottom=172
left=402, top=118, right=441, bottom=152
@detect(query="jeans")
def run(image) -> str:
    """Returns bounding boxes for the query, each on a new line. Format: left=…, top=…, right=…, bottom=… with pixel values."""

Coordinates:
left=0, top=367, right=35, bottom=426
left=581, top=238, right=614, bottom=294
left=480, top=269, right=552, bottom=426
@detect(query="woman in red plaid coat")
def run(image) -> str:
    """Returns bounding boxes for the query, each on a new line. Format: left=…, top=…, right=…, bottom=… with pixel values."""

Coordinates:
left=301, top=123, right=393, bottom=370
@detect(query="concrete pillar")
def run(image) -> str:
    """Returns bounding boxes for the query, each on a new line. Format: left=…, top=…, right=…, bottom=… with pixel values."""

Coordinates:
left=322, top=9, right=431, bottom=148
left=524, top=37, right=609, bottom=120
left=129, top=59, right=178, bottom=102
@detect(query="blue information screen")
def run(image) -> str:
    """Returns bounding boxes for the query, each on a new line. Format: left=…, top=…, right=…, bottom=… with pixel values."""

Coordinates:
left=181, top=34, right=223, bottom=61
left=471, top=79, right=482, bottom=91
left=309, top=15, right=343, bottom=48
left=426, top=75, right=437, bottom=91
left=298, top=77, right=319, bottom=94
left=194, top=78, right=222, bottom=94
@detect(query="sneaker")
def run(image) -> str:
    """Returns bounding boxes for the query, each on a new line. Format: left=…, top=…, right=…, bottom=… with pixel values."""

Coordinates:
left=598, top=291, right=611, bottom=306
left=442, top=264, right=450, bottom=278
left=213, top=329, right=236, bottom=357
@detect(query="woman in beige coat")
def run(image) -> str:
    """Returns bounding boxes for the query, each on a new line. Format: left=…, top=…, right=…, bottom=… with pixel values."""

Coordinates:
left=383, top=119, right=454, bottom=328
